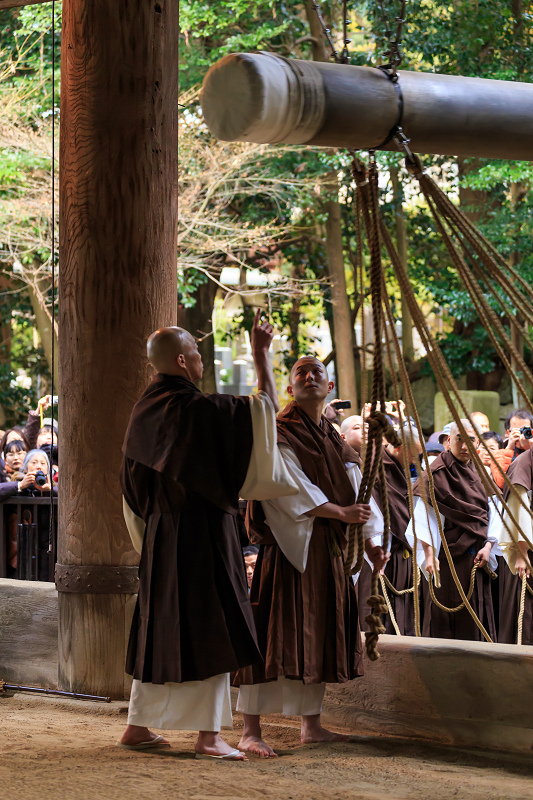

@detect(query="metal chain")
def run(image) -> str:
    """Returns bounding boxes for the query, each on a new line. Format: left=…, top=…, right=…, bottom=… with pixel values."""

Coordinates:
left=311, top=0, right=352, bottom=63
left=377, top=0, right=407, bottom=79
left=311, top=1, right=341, bottom=62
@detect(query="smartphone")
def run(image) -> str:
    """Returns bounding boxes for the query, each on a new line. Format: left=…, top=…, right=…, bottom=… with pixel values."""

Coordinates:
left=332, top=400, right=351, bottom=410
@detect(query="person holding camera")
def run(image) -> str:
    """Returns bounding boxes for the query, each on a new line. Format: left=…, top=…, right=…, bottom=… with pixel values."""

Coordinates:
left=489, top=409, right=533, bottom=490
left=18, top=450, right=55, bottom=495
left=17, top=449, right=57, bottom=581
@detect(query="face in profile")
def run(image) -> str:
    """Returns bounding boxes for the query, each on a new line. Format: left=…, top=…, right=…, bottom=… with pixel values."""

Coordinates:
left=181, top=335, right=204, bottom=382
left=341, top=416, right=365, bottom=453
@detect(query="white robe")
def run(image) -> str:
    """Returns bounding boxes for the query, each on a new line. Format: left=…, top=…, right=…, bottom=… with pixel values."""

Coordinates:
left=125, top=391, right=298, bottom=732
left=237, top=445, right=384, bottom=717
left=405, top=496, right=501, bottom=581
left=500, top=487, right=533, bottom=573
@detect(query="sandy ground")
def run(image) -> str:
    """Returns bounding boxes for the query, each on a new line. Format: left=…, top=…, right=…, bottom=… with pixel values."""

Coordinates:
left=1, top=693, right=532, bottom=800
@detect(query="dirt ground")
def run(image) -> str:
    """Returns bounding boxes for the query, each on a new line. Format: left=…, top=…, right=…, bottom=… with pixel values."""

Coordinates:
left=1, top=693, right=532, bottom=800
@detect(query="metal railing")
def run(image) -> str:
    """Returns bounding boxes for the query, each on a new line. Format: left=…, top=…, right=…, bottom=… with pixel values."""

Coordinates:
left=0, top=496, right=57, bottom=582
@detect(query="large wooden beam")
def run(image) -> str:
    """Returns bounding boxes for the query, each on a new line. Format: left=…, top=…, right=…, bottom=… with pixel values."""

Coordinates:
left=0, top=0, right=51, bottom=9
left=57, top=0, right=177, bottom=699
left=201, top=53, right=533, bottom=161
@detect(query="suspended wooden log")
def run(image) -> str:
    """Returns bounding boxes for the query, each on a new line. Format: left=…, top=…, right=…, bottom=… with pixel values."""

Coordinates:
left=201, top=53, right=533, bottom=161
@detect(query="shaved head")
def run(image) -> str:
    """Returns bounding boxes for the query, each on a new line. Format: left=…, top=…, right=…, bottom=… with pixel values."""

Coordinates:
left=287, top=356, right=332, bottom=407
left=289, top=356, right=324, bottom=382
left=449, top=419, right=478, bottom=463
left=147, top=327, right=203, bottom=381
left=340, top=415, right=363, bottom=435
left=450, top=420, right=475, bottom=437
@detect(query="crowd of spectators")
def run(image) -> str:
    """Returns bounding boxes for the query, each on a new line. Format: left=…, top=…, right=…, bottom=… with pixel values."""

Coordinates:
left=0, top=395, right=58, bottom=578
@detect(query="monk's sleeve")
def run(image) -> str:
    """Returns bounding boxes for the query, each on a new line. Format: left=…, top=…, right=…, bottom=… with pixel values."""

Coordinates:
left=346, top=463, right=384, bottom=544
left=261, top=444, right=328, bottom=573
left=500, top=486, right=533, bottom=572
left=405, top=496, right=444, bottom=580
left=121, top=457, right=146, bottom=555
left=239, top=392, right=298, bottom=501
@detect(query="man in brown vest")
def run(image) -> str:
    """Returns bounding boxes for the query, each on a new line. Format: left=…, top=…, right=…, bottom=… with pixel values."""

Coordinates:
left=372, top=427, right=421, bottom=636
left=235, top=356, right=387, bottom=757
left=409, top=420, right=497, bottom=641
left=499, top=448, right=533, bottom=644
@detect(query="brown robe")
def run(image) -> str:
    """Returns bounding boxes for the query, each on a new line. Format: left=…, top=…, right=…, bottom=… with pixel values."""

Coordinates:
left=236, top=401, right=364, bottom=687
left=499, top=449, right=533, bottom=645
left=413, top=451, right=496, bottom=642
left=123, top=373, right=260, bottom=683
left=368, top=447, right=415, bottom=636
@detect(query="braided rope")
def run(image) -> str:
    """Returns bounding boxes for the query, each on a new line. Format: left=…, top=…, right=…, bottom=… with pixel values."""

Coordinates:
left=428, top=564, right=479, bottom=614
left=378, top=202, right=533, bottom=578
left=419, top=185, right=533, bottom=416
left=381, top=572, right=415, bottom=596
left=380, top=575, right=402, bottom=635
left=380, top=282, right=423, bottom=632
left=377, top=202, right=493, bottom=642
left=517, top=574, right=527, bottom=646
left=401, top=172, right=533, bottom=560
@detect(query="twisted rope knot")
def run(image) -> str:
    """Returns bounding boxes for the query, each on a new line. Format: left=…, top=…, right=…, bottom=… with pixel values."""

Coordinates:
left=351, top=158, right=368, bottom=187
left=365, top=593, right=387, bottom=661
left=367, top=410, right=401, bottom=447
left=404, top=153, right=424, bottom=176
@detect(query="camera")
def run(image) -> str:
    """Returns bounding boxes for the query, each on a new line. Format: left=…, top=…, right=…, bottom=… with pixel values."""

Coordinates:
left=34, top=469, right=47, bottom=487
left=520, top=426, right=533, bottom=440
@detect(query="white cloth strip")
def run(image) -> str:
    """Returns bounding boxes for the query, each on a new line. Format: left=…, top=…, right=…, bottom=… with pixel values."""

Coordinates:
left=237, top=678, right=326, bottom=716
left=127, top=672, right=232, bottom=731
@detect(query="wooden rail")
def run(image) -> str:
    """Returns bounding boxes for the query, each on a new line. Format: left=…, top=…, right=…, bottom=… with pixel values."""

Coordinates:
left=0, top=0, right=53, bottom=10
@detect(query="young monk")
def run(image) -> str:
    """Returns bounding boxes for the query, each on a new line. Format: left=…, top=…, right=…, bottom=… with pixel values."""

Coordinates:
left=235, top=357, right=388, bottom=758
left=407, top=420, right=497, bottom=641
left=498, top=448, right=533, bottom=644
left=371, top=425, right=422, bottom=636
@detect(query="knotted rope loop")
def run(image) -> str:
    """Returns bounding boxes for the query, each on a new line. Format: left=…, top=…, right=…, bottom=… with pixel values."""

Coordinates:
left=365, top=590, right=388, bottom=661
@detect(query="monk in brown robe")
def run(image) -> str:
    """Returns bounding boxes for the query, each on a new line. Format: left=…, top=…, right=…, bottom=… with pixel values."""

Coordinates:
left=119, top=312, right=295, bottom=760
left=499, top=448, right=533, bottom=644
left=372, top=434, right=420, bottom=636
left=235, top=357, right=387, bottom=757
left=410, top=420, right=497, bottom=641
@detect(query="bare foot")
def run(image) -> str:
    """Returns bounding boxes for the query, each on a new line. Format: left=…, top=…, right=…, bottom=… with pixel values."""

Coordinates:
left=120, top=725, right=170, bottom=746
left=301, top=724, right=354, bottom=744
left=237, top=734, right=278, bottom=758
left=195, top=732, right=247, bottom=761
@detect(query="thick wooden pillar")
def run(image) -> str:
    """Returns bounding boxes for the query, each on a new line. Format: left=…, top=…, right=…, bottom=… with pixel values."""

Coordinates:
left=57, top=0, right=178, bottom=698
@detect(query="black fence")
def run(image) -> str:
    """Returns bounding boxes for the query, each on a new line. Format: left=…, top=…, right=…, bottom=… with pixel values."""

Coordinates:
left=0, top=496, right=57, bottom=582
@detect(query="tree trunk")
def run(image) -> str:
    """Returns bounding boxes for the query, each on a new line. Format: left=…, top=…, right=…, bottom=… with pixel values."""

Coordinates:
left=303, top=4, right=358, bottom=407
left=390, top=167, right=413, bottom=361
left=177, top=277, right=217, bottom=393
left=58, top=0, right=178, bottom=699
left=26, top=270, right=59, bottom=386
left=324, top=170, right=358, bottom=409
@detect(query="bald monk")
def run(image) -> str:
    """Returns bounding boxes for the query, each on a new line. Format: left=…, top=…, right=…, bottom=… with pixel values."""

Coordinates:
left=498, top=449, right=533, bottom=644
left=235, top=357, right=387, bottom=757
left=371, top=426, right=422, bottom=636
left=119, top=311, right=297, bottom=760
left=406, top=420, right=497, bottom=641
